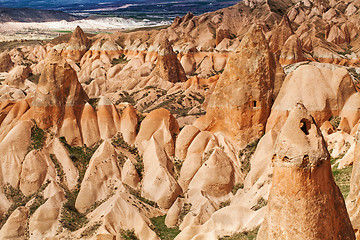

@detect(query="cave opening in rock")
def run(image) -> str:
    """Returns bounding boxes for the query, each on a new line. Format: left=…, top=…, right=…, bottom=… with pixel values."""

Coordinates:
left=300, top=119, right=311, bottom=135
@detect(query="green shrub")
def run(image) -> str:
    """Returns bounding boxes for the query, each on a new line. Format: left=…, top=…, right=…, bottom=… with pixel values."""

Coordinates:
left=81, top=222, right=101, bottom=237
left=60, top=187, right=88, bottom=232
left=251, top=197, right=267, bottom=211
left=218, top=227, right=259, bottom=240
left=125, top=184, right=157, bottom=208
left=111, top=133, right=144, bottom=177
left=150, top=215, right=181, bottom=239
left=331, top=157, right=353, bottom=198
left=28, top=122, right=46, bottom=151
left=1, top=181, right=50, bottom=228
left=329, top=116, right=341, bottom=129
left=179, top=202, right=192, bottom=223
left=120, top=229, right=139, bottom=240
left=239, top=139, right=260, bottom=174
left=219, top=200, right=231, bottom=209
left=232, top=183, right=244, bottom=195
left=59, top=137, right=102, bottom=183
left=111, top=54, right=129, bottom=66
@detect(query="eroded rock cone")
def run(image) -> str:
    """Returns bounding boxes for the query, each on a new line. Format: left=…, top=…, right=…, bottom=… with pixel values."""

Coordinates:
left=61, top=26, right=90, bottom=62
left=31, top=50, right=88, bottom=129
left=268, top=15, right=294, bottom=57
left=257, top=103, right=355, bottom=240
left=155, top=38, right=187, bottom=83
left=279, top=34, right=304, bottom=65
left=0, top=51, right=14, bottom=72
left=205, top=24, right=276, bottom=147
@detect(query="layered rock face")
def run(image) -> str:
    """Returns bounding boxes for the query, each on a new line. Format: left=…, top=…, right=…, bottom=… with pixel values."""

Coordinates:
left=258, top=103, right=355, bottom=240
left=205, top=25, right=276, bottom=147
left=31, top=50, right=88, bottom=129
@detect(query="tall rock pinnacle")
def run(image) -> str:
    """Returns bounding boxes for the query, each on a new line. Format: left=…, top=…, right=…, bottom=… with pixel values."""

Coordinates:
left=205, top=24, right=276, bottom=147
left=257, top=103, right=355, bottom=240
left=31, top=50, right=88, bottom=129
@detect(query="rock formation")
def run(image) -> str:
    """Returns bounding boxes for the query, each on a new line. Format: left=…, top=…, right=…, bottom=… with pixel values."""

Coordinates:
left=60, top=26, right=90, bottom=62
left=267, top=64, right=356, bottom=132
left=258, top=103, right=355, bottom=240
left=152, top=38, right=187, bottom=83
left=31, top=50, right=88, bottom=130
left=205, top=24, right=276, bottom=147
left=346, top=125, right=360, bottom=238
left=0, top=51, right=14, bottom=72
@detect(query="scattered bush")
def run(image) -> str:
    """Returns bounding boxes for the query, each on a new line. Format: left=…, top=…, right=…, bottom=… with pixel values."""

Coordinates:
left=251, top=197, right=267, bottom=211
left=81, top=222, right=101, bottom=237
left=331, top=157, right=352, bottom=198
left=231, top=183, right=244, bottom=195
left=28, top=122, right=46, bottom=152
left=111, top=54, right=129, bottom=66
left=59, top=136, right=102, bottom=183
left=60, top=187, right=88, bottom=232
left=150, top=215, right=181, bottom=239
left=179, top=202, right=192, bottom=223
left=219, top=200, right=231, bottom=209
left=329, top=116, right=341, bottom=129
left=219, top=227, right=259, bottom=240
left=120, top=229, right=139, bottom=240
left=239, top=139, right=261, bottom=174
left=1, top=181, right=50, bottom=228
left=125, top=184, right=158, bottom=208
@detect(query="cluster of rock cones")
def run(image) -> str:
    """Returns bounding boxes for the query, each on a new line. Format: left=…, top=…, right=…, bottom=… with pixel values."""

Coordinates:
left=2, top=0, right=360, bottom=239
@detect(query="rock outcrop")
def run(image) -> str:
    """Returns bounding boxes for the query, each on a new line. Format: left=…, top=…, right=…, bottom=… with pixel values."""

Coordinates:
left=346, top=125, right=360, bottom=237
left=152, top=38, right=187, bottom=83
left=258, top=103, right=355, bottom=240
left=0, top=51, right=14, bottom=72
left=279, top=34, right=304, bottom=65
left=205, top=25, right=276, bottom=147
left=267, top=64, right=356, bottom=132
left=31, top=50, right=88, bottom=130
left=60, top=26, right=90, bottom=62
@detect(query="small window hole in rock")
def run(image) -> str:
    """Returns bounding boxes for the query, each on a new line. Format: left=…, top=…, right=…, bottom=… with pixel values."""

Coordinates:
left=300, top=118, right=311, bottom=135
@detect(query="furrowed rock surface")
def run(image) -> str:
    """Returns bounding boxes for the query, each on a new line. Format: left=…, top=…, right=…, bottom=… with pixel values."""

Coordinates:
left=31, top=50, right=88, bottom=130
left=205, top=25, right=277, bottom=147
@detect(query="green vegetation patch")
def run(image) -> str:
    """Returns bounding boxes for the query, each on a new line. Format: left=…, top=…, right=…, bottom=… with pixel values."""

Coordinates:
left=120, top=229, right=139, bottom=240
left=28, top=122, right=46, bottom=151
left=329, top=116, right=341, bottom=129
left=60, top=187, right=88, bottom=232
left=232, top=183, right=244, bottom=195
left=111, top=54, right=129, bottom=66
left=81, top=222, right=101, bottom=237
left=150, top=215, right=181, bottom=240
left=251, top=197, right=267, bottom=211
left=331, top=157, right=353, bottom=198
left=125, top=184, right=158, bottom=208
left=219, top=227, right=259, bottom=240
left=219, top=200, right=231, bottom=209
left=59, top=136, right=102, bottom=183
left=179, top=202, right=192, bottom=223
left=239, top=138, right=260, bottom=174
left=1, top=181, right=50, bottom=228
left=111, top=133, right=144, bottom=177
